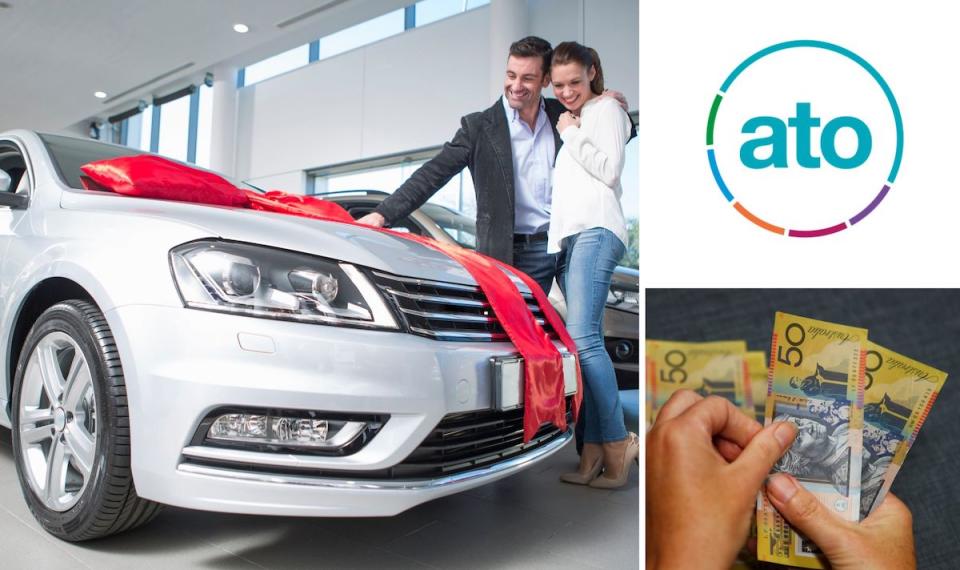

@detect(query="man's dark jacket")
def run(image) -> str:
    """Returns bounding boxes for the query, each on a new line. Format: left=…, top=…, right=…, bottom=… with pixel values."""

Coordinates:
left=374, top=97, right=567, bottom=265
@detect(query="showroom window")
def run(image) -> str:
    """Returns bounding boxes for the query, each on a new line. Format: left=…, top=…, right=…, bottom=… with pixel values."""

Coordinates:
left=108, top=83, right=213, bottom=166
left=318, top=9, right=405, bottom=59
left=238, top=0, right=489, bottom=88
left=194, top=84, right=214, bottom=168
left=157, top=93, right=190, bottom=162
left=109, top=102, right=153, bottom=151
left=241, top=44, right=311, bottom=87
left=411, top=0, right=489, bottom=27
left=107, top=104, right=153, bottom=151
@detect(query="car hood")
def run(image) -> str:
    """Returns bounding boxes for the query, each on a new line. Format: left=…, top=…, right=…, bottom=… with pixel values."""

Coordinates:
left=60, top=190, right=481, bottom=286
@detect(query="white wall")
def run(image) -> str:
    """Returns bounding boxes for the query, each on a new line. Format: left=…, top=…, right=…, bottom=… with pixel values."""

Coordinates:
left=582, top=0, right=639, bottom=107
left=530, top=0, right=640, bottom=109
left=241, top=0, right=638, bottom=189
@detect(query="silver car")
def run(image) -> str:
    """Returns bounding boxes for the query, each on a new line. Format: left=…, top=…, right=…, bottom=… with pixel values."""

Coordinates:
left=0, top=131, right=577, bottom=540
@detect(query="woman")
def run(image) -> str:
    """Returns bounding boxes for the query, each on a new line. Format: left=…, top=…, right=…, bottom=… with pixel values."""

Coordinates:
left=548, top=42, right=637, bottom=488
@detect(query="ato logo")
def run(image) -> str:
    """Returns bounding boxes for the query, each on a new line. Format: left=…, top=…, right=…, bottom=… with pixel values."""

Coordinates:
left=707, top=40, right=903, bottom=237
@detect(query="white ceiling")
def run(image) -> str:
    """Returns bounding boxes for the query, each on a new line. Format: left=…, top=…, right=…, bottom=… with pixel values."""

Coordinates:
left=0, top=0, right=409, bottom=132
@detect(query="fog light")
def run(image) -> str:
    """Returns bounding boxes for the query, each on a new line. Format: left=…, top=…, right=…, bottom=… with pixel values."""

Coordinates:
left=208, top=413, right=268, bottom=439
left=272, top=417, right=328, bottom=443
left=207, top=413, right=368, bottom=449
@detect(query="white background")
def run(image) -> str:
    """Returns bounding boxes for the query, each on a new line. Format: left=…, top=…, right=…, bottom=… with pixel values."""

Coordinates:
left=639, top=1, right=960, bottom=287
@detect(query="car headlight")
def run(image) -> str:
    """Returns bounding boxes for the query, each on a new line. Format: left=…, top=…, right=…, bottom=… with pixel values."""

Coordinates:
left=170, top=240, right=398, bottom=329
left=606, top=284, right=639, bottom=313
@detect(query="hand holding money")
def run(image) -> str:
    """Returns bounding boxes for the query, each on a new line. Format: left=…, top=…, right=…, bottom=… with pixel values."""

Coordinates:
left=647, top=311, right=936, bottom=569
left=646, top=390, right=797, bottom=569
left=765, top=473, right=916, bottom=570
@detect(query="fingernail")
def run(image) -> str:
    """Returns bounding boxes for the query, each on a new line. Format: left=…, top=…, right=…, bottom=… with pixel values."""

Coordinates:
left=774, top=422, right=797, bottom=449
left=767, top=473, right=799, bottom=503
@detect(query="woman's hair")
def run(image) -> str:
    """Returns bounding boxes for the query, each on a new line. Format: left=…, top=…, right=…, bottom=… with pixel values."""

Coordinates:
left=551, top=41, right=605, bottom=95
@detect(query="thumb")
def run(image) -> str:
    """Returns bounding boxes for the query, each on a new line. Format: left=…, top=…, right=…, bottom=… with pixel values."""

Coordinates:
left=731, top=421, right=796, bottom=488
left=765, top=473, right=853, bottom=554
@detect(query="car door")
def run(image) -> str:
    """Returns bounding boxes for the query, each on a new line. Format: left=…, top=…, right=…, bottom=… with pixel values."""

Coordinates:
left=0, top=139, right=34, bottom=414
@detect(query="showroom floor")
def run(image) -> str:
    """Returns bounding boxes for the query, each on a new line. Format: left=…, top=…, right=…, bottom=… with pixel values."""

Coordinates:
left=0, top=428, right=638, bottom=569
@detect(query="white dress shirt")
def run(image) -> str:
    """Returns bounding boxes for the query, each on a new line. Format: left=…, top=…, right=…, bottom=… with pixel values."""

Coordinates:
left=547, top=96, right=631, bottom=254
left=502, top=96, right=556, bottom=235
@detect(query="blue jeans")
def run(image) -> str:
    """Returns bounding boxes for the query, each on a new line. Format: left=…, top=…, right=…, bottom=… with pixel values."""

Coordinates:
left=557, top=227, right=627, bottom=444
left=512, top=236, right=558, bottom=295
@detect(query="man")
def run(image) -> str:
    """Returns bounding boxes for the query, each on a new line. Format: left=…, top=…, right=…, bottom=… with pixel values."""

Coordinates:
left=358, top=36, right=632, bottom=295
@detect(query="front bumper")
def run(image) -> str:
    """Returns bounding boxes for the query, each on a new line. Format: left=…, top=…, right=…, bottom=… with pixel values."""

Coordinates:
left=175, top=430, right=570, bottom=515
left=106, top=304, right=571, bottom=516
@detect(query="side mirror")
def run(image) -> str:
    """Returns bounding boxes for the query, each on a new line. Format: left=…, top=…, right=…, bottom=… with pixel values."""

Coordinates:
left=0, top=170, right=28, bottom=209
left=0, top=192, right=28, bottom=209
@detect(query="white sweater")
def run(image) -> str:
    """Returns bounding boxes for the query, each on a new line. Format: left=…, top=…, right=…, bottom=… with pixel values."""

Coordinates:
left=547, top=96, right=631, bottom=254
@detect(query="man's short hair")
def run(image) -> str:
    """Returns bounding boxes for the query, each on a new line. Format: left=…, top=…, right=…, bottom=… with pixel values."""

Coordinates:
left=508, top=36, right=553, bottom=77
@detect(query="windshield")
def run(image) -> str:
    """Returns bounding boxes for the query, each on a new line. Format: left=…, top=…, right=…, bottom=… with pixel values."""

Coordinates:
left=419, top=203, right=477, bottom=249
left=38, top=134, right=256, bottom=191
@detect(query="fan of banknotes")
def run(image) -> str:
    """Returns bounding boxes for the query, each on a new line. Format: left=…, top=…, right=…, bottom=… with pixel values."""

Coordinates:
left=647, top=312, right=948, bottom=569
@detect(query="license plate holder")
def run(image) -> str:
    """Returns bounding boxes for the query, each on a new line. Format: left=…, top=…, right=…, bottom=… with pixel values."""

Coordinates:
left=491, top=353, right=577, bottom=411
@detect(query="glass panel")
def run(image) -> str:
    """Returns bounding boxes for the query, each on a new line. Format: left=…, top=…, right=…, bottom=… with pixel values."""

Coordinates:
left=108, top=122, right=123, bottom=145
left=157, top=94, right=190, bottom=162
left=414, top=0, right=462, bottom=27
left=416, top=0, right=489, bottom=26
left=39, top=134, right=142, bottom=189
left=195, top=84, right=214, bottom=168
left=325, top=166, right=404, bottom=193
left=318, top=9, right=405, bottom=59
left=244, top=44, right=310, bottom=87
left=123, top=106, right=153, bottom=151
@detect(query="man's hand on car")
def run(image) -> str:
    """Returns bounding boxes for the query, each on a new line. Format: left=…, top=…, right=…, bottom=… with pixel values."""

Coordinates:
left=357, top=212, right=386, bottom=228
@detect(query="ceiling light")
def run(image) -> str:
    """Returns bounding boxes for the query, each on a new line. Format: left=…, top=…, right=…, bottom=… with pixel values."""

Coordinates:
left=233, top=23, right=249, bottom=33
left=94, top=91, right=107, bottom=99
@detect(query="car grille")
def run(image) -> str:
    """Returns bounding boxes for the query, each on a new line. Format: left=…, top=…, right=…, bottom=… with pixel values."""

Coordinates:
left=371, top=270, right=556, bottom=342
left=386, top=397, right=573, bottom=478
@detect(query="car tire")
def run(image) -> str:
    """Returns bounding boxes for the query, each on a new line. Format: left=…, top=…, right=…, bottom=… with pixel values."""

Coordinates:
left=10, top=300, right=161, bottom=541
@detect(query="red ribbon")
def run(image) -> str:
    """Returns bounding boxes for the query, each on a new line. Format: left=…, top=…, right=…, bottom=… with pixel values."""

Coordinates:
left=80, top=155, right=581, bottom=442
left=383, top=231, right=582, bottom=441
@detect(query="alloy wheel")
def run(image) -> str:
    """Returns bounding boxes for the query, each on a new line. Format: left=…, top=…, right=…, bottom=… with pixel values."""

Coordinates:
left=18, top=331, right=98, bottom=512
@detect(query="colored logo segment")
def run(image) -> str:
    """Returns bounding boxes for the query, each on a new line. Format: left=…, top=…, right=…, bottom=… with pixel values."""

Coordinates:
left=707, top=40, right=903, bottom=237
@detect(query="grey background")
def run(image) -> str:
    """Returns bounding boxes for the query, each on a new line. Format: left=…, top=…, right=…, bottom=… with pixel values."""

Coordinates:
left=646, top=289, right=960, bottom=570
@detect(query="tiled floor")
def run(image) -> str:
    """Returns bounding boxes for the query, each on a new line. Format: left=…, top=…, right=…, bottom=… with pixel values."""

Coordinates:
left=0, top=428, right=639, bottom=569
